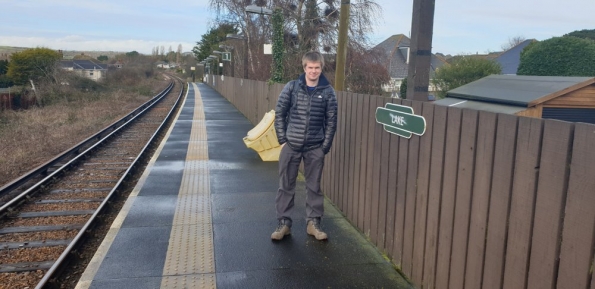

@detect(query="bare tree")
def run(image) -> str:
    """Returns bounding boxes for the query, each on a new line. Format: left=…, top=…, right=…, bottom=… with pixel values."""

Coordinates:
left=208, top=0, right=383, bottom=85
left=501, top=36, right=527, bottom=51
left=344, top=42, right=390, bottom=95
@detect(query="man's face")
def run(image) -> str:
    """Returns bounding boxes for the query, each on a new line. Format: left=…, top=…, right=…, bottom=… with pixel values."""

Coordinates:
left=303, top=61, right=322, bottom=83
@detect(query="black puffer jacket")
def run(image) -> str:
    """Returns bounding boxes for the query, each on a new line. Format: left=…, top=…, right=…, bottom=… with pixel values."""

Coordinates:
left=274, top=73, right=338, bottom=153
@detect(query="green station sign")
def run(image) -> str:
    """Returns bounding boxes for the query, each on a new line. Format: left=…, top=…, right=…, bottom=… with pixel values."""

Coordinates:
left=375, top=103, right=426, bottom=138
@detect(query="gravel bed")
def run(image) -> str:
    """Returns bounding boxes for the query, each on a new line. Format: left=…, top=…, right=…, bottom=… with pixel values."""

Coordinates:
left=0, top=79, right=181, bottom=288
left=21, top=202, right=99, bottom=212
left=0, top=231, right=79, bottom=243
left=0, top=246, right=66, bottom=264
left=0, top=271, right=46, bottom=289
left=6, top=216, right=89, bottom=227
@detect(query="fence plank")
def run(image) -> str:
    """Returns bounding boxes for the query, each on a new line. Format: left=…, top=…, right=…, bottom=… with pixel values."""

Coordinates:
left=378, top=97, right=392, bottom=250
left=342, top=92, right=351, bottom=218
left=386, top=100, right=408, bottom=258
left=393, top=98, right=410, bottom=265
left=240, top=80, right=247, bottom=118
left=527, top=120, right=573, bottom=289
left=385, top=99, right=401, bottom=257
left=328, top=92, right=339, bottom=203
left=246, top=80, right=253, bottom=123
left=448, top=109, right=478, bottom=289
left=336, top=92, right=348, bottom=206
left=412, top=102, right=434, bottom=285
left=351, top=94, right=364, bottom=227
left=482, top=114, right=518, bottom=289
left=502, top=117, right=544, bottom=289
left=339, top=92, right=348, bottom=212
left=347, top=93, right=358, bottom=222
left=347, top=93, right=358, bottom=220
left=434, top=107, right=463, bottom=288
left=383, top=99, right=399, bottom=254
left=464, top=111, right=497, bottom=289
left=364, top=96, right=379, bottom=237
left=402, top=99, right=421, bottom=276
left=359, top=95, right=373, bottom=231
left=370, top=97, right=385, bottom=245
left=556, top=123, right=595, bottom=289
left=423, top=104, right=448, bottom=289
left=260, top=81, right=267, bottom=121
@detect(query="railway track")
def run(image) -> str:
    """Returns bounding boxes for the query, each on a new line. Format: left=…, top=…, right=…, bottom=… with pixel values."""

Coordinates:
left=0, top=76, right=186, bottom=288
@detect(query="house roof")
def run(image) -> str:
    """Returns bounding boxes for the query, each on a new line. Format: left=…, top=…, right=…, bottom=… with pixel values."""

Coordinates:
left=373, top=34, right=446, bottom=79
left=494, top=39, right=535, bottom=74
left=445, top=74, right=595, bottom=107
left=60, top=60, right=107, bottom=70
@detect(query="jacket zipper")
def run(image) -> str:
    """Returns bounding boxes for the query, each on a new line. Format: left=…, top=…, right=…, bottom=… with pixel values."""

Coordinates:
left=303, top=85, right=316, bottom=149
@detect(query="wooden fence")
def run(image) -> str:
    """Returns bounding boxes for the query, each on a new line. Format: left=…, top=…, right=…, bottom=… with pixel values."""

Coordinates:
left=206, top=75, right=595, bottom=289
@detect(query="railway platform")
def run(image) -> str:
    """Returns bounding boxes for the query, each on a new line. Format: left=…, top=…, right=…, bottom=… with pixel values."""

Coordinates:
left=75, top=83, right=412, bottom=289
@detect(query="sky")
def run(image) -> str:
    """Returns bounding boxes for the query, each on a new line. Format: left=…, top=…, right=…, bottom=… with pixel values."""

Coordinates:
left=0, top=0, right=593, bottom=56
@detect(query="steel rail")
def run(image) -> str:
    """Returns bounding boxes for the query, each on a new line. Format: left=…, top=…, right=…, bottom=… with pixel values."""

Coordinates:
left=0, top=82, right=173, bottom=214
left=34, top=80, right=186, bottom=288
left=0, top=81, right=174, bottom=197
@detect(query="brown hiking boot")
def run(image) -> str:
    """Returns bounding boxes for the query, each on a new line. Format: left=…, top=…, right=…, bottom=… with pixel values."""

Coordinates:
left=271, top=219, right=291, bottom=240
left=307, top=219, right=328, bottom=240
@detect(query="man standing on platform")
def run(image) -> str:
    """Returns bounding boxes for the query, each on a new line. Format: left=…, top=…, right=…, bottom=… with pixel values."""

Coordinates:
left=271, top=51, right=338, bottom=241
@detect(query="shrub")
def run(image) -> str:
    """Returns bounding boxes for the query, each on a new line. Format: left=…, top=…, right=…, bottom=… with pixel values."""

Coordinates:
left=517, top=36, right=595, bottom=76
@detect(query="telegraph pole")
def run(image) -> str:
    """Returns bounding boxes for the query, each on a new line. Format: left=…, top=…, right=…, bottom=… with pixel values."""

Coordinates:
left=334, top=0, right=350, bottom=92
left=406, top=0, right=435, bottom=101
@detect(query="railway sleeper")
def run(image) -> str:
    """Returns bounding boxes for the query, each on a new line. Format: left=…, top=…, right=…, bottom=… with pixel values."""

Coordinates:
left=36, top=199, right=104, bottom=204
left=83, top=162, right=131, bottom=166
left=0, top=224, right=84, bottom=234
left=18, top=210, right=95, bottom=218
left=0, top=260, right=55, bottom=273
left=1, top=239, right=72, bottom=249
left=49, top=188, right=111, bottom=194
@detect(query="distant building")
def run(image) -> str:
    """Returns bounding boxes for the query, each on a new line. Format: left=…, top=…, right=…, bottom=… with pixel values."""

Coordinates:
left=108, top=60, right=124, bottom=69
left=60, top=60, right=108, bottom=81
left=493, top=39, right=535, bottom=75
left=373, top=34, right=447, bottom=97
left=156, top=61, right=178, bottom=69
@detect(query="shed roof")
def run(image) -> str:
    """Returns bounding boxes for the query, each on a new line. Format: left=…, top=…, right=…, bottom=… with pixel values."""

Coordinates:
left=446, top=75, right=595, bottom=107
left=434, top=97, right=526, bottom=114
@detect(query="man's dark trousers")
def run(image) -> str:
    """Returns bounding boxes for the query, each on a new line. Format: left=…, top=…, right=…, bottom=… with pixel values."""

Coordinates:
left=275, top=145, right=325, bottom=225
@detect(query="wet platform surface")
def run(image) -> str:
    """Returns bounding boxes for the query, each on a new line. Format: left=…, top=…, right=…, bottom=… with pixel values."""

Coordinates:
left=75, top=83, right=413, bottom=289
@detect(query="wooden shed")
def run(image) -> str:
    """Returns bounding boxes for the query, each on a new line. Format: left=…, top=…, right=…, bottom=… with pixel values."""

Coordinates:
left=434, top=75, right=595, bottom=124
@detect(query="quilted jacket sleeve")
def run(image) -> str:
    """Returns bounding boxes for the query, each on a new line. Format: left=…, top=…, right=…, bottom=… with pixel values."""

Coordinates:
left=274, top=81, right=294, bottom=145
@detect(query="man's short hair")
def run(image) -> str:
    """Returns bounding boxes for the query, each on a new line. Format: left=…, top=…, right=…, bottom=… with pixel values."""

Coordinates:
left=302, top=51, right=324, bottom=69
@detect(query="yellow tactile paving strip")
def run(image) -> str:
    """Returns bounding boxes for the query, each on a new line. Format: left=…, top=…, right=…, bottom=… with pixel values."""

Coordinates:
left=75, top=83, right=194, bottom=289
left=161, top=83, right=216, bottom=289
